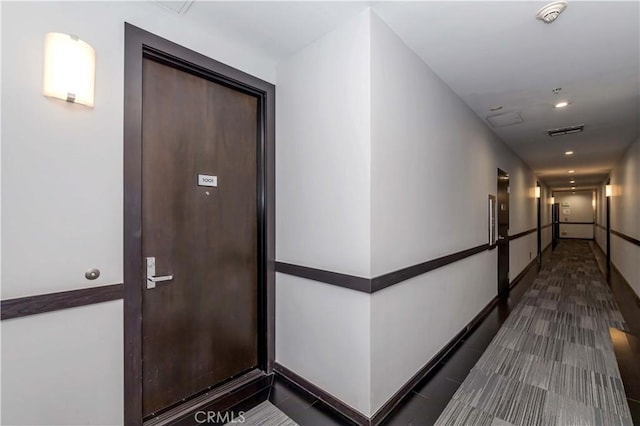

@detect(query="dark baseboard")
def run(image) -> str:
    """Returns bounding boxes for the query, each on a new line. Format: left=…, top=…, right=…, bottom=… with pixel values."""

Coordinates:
left=510, top=257, right=538, bottom=289
left=275, top=274, right=540, bottom=426
left=1, top=283, right=124, bottom=320
left=559, top=237, right=595, bottom=241
left=273, top=363, right=368, bottom=426
left=610, top=263, right=640, bottom=309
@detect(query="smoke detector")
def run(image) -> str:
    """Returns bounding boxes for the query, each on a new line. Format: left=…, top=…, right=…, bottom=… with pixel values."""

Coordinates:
left=536, top=1, right=568, bottom=24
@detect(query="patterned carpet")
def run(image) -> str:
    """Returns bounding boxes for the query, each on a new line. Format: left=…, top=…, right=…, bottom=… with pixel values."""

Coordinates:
left=225, top=401, right=298, bottom=426
left=435, top=240, right=633, bottom=426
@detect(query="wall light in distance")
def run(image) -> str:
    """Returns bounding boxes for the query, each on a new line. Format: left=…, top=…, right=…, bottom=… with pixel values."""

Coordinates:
left=551, top=196, right=555, bottom=204
left=605, top=184, right=612, bottom=197
left=43, top=32, right=95, bottom=107
left=535, top=186, right=541, bottom=198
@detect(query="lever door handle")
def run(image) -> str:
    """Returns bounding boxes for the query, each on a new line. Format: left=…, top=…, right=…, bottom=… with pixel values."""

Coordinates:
left=498, top=236, right=506, bottom=240
left=147, top=274, right=174, bottom=283
left=146, top=257, right=173, bottom=289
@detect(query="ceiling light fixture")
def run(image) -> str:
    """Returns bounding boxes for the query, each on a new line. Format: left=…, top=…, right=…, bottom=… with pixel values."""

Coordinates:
left=490, top=106, right=503, bottom=112
left=570, top=180, right=575, bottom=183
left=565, top=151, right=574, bottom=155
left=555, top=101, right=569, bottom=108
left=568, top=170, right=575, bottom=174
left=571, top=186, right=576, bottom=189
left=536, top=1, right=568, bottom=24
left=552, top=87, right=562, bottom=94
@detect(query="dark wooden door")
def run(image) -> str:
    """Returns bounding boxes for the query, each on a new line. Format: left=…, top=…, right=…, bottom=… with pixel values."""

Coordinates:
left=497, top=169, right=510, bottom=297
left=141, top=58, right=259, bottom=417
left=552, top=203, right=560, bottom=249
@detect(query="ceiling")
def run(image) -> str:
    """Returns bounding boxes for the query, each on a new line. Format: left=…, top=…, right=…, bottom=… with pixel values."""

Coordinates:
left=156, top=1, right=640, bottom=191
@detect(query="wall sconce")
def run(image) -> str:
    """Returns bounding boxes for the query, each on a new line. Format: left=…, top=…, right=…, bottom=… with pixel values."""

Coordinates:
left=535, top=186, right=541, bottom=199
left=605, top=184, right=612, bottom=198
left=43, top=33, right=95, bottom=107
left=551, top=196, right=555, bottom=204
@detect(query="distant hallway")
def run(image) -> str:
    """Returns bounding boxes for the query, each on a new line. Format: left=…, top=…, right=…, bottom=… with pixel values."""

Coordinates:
left=436, top=240, right=633, bottom=425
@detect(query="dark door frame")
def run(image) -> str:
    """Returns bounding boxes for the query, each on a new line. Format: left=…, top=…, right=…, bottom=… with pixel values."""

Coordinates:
left=123, top=23, right=275, bottom=425
left=497, top=168, right=510, bottom=297
left=536, top=181, right=541, bottom=266
left=606, top=179, right=611, bottom=271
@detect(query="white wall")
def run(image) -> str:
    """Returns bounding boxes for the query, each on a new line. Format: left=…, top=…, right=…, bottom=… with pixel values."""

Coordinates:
left=1, top=302, right=123, bottom=425
left=1, top=2, right=276, bottom=424
left=608, top=138, right=640, bottom=296
left=275, top=9, right=372, bottom=416
left=368, top=12, right=538, bottom=414
left=275, top=8, right=371, bottom=277
left=555, top=191, right=595, bottom=239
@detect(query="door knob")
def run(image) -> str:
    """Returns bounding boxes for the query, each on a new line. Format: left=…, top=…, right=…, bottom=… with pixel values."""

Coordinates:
left=146, top=257, right=174, bottom=289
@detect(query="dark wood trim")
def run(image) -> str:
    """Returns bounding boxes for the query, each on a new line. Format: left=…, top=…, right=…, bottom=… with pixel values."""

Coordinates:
left=541, top=223, right=553, bottom=230
left=276, top=243, right=491, bottom=294
left=123, top=23, right=275, bottom=425
left=371, top=244, right=489, bottom=292
left=611, top=263, right=640, bottom=308
left=508, top=228, right=536, bottom=241
left=596, top=223, right=607, bottom=230
left=611, top=229, right=640, bottom=247
left=559, top=221, right=595, bottom=225
left=274, top=245, right=540, bottom=426
left=1, top=284, right=123, bottom=321
left=559, top=237, right=596, bottom=241
left=273, top=363, right=368, bottom=426
left=274, top=262, right=371, bottom=293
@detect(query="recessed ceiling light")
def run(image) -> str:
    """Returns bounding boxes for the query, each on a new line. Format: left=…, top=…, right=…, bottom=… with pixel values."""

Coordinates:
left=555, top=101, right=569, bottom=108
left=570, top=180, right=575, bottom=183
left=571, top=186, right=576, bottom=189
left=565, top=150, right=574, bottom=155
left=568, top=170, right=575, bottom=173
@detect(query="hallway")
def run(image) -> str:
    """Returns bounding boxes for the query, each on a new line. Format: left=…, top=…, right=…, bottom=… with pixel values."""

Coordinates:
left=249, top=240, right=640, bottom=426
left=435, top=240, right=632, bottom=425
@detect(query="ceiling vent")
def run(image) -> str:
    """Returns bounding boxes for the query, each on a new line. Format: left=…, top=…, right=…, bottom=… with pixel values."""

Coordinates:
left=154, top=1, right=194, bottom=15
left=536, top=1, right=568, bottom=24
left=548, top=124, right=584, bottom=136
left=487, top=111, right=524, bottom=128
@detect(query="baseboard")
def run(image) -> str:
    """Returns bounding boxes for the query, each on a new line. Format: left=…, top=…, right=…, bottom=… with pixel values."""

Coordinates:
left=611, top=263, right=640, bottom=309
left=273, top=363, right=368, bottom=425
left=559, top=237, right=595, bottom=241
left=275, top=254, right=542, bottom=425
left=274, top=293, right=504, bottom=426
left=590, top=242, right=640, bottom=308
left=510, top=257, right=538, bottom=289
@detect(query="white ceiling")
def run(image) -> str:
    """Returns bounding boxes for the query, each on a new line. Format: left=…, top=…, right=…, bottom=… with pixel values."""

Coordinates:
left=159, top=1, right=640, bottom=191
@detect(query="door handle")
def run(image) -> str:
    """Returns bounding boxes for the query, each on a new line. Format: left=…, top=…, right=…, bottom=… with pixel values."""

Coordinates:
left=498, top=236, right=506, bottom=240
left=146, top=257, right=174, bottom=289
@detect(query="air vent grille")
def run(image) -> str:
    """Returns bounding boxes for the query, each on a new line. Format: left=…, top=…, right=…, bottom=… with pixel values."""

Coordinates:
left=548, top=124, right=584, bottom=137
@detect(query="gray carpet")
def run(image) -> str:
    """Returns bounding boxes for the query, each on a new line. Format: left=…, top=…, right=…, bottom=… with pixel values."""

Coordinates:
left=225, top=401, right=298, bottom=426
left=435, top=240, right=633, bottom=425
